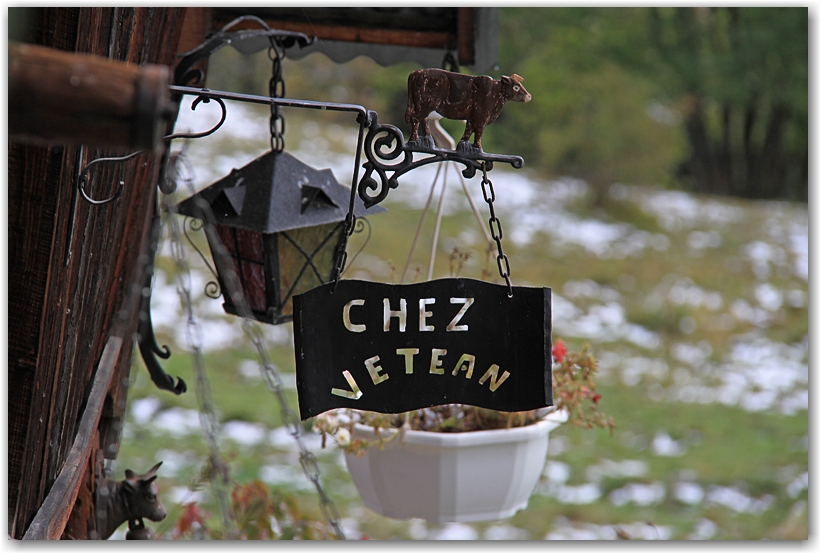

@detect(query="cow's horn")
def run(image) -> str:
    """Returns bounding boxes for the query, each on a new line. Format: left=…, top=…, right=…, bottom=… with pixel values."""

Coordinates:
left=511, top=74, right=524, bottom=82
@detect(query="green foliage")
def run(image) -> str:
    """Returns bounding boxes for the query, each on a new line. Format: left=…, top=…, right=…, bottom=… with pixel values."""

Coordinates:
left=494, top=8, right=685, bottom=201
left=612, top=7, right=807, bottom=199
left=492, top=7, right=807, bottom=200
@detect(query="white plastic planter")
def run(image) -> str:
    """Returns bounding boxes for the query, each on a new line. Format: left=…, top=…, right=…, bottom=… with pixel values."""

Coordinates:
left=345, top=409, right=569, bottom=523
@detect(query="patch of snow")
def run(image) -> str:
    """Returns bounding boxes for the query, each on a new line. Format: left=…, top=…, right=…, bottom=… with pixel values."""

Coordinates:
left=705, top=486, right=775, bottom=515
left=688, top=518, right=717, bottom=540
left=130, top=397, right=161, bottom=425
left=338, top=518, right=362, bottom=540
left=637, top=189, right=743, bottom=231
left=550, top=483, right=602, bottom=505
left=652, top=431, right=687, bottom=457
left=483, top=524, right=529, bottom=540
left=168, top=486, right=205, bottom=505
left=152, top=407, right=202, bottom=438
left=407, top=518, right=428, bottom=540
left=543, top=460, right=571, bottom=484
left=755, top=283, right=784, bottom=311
left=609, top=482, right=666, bottom=507
left=259, top=464, right=313, bottom=491
left=787, top=472, right=809, bottom=498
left=586, top=459, right=649, bottom=482
left=427, top=523, right=478, bottom=540
left=154, top=449, right=199, bottom=478
left=674, top=482, right=704, bottom=505
left=268, top=426, right=324, bottom=451
left=222, top=420, right=267, bottom=446
left=670, top=341, right=713, bottom=367
left=546, top=518, right=670, bottom=540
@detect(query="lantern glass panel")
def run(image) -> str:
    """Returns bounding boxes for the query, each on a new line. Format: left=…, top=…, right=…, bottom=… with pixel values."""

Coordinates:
left=277, top=222, right=344, bottom=317
left=215, top=225, right=267, bottom=313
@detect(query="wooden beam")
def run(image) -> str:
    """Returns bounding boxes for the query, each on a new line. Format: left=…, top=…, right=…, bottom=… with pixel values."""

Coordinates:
left=8, top=42, right=171, bottom=151
left=457, top=7, right=476, bottom=67
left=215, top=18, right=453, bottom=50
left=22, top=337, right=123, bottom=540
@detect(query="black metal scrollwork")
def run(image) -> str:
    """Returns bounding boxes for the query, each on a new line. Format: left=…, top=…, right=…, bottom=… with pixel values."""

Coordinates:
left=183, top=217, right=222, bottom=299
left=357, top=111, right=524, bottom=209
left=136, top=207, right=187, bottom=395
left=164, top=94, right=228, bottom=141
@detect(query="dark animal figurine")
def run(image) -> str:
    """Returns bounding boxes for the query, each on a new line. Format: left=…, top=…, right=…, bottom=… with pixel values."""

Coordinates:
left=405, top=68, right=532, bottom=151
left=96, top=462, right=166, bottom=540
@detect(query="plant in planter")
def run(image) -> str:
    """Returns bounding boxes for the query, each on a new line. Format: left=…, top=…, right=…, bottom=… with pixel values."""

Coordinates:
left=313, top=340, right=613, bottom=523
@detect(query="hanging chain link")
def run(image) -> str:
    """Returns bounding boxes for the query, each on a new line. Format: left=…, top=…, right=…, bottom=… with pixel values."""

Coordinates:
left=480, top=163, right=513, bottom=297
left=160, top=184, right=236, bottom=538
left=168, top=151, right=346, bottom=539
left=241, top=322, right=346, bottom=540
left=268, top=41, right=286, bottom=153
left=266, top=39, right=344, bottom=538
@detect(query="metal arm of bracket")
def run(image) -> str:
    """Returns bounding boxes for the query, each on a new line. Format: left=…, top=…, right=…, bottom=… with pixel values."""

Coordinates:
left=136, top=204, right=187, bottom=395
left=357, top=111, right=524, bottom=208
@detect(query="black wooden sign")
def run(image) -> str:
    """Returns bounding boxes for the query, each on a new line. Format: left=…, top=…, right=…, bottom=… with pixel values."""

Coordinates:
left=293, top=278, right=553, bottom=419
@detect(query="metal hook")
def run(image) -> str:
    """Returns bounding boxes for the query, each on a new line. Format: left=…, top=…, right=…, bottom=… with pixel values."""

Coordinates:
left=219, top=14, right=272, bottom=32
left=164, top=93, right=228, bottom=141
left=78, top=150, right=144, bottom=205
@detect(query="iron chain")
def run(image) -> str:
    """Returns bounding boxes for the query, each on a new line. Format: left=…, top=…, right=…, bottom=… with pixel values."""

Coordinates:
left=268, top=42, right=286, bottom=153
left=480, top=163, right=513, bottom=297
left=161, top=186, right=236, bottom=538
left=241, top=319, right=347, bottom=540
left=171, top=154, right=346, bottom=539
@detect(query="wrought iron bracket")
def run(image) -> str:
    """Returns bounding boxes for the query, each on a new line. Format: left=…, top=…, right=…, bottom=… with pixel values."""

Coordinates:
left=357, top=111, right=524, bottom=208
left=136, top=204, right=187, bottom=395
left=173, top=15, right=315, bottom=87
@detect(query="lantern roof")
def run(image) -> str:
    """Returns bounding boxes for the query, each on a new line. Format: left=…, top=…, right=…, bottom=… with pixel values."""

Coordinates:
left=176, top=150, right=385, bottom=233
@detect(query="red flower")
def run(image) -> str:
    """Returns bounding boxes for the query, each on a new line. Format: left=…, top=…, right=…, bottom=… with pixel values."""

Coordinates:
left=592, top=393, right=601, bottom=404
left=552, top=340, right=566, bottom=363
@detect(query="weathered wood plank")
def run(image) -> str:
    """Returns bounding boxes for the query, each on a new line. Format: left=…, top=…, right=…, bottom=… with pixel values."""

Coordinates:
left=9, top=42, right=171, bottom=151
left=22, top=337, right=123, bottom=540
left=9, top=7, right=186, bottom=539
left=229, top=20, right=452, bottom=49
left=7, top=143, right=65, bottom=534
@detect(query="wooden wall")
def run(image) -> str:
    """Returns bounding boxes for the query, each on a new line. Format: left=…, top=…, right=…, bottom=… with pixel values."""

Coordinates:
left=8, top=7, right=186, bottom=539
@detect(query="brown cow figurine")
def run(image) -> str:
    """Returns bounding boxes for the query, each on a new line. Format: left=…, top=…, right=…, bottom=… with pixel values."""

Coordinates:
left=405, top=68, right=532, bottom=151
left=96, top=462, right=166, bottom=540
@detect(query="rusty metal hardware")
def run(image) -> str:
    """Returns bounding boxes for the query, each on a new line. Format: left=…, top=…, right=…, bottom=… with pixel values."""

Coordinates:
left=356, top=110, right=524, bottom=208
left=136, top=205, right=187, bottom=395
left=78, top=150, right=144, bottom=206
left=480, top=162, right=513, bottom=297
left=163, top=93, right=227, bottom=141
left=173, top=15, right=314, bottom=88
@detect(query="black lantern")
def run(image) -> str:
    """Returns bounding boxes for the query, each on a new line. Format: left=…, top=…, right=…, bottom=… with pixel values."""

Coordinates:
left=177, top=150, right=384, bottom=324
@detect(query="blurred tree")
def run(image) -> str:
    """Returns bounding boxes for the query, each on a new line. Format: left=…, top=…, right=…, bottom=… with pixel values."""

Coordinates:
left=494, top=7, right=807, bottom=201
left=493, top=8, right=686, bottom=205
left=641, top=7, right=808, bottom=201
